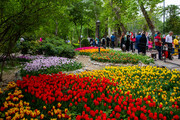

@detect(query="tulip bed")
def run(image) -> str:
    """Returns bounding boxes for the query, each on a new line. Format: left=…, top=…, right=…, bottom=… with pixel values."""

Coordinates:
left=20, top=56, right=82, bottom=76
left=75, top=47, right=110, bottom=56
left=0, top=66, right=180, bottom=120
left=90, top=51, right=154, bottom=64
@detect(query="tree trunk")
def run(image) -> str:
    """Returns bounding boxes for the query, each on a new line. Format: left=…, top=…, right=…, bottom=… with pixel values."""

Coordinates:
left=55, top=20, right=58, bottom=36
left=0, top=54, right=5, bottom=82
left=74, top=22, right=81, bottom=47
left=105, top=24, right=108, bottom=37
left=117, top=24, right=121, bottom=36
left=139, top=1, right=155, bottom=38
left=109, top=0, right=127, bottom=33
left=79, top=24, right=83, bottom=48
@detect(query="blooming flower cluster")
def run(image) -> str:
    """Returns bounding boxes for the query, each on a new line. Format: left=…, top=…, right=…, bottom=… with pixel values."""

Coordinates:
left=23, top=57, right=74, bottom=72
left=77, top=47, right=110, bottom=56
left=75, top=47, right=99, bottom=51
left=0, top=66, right=179, bottom=119
left=20, top=56, right=82, bottom=76
left=0, top=82, right=43, bottom=120
left=90, top=51, right=154, bottom=64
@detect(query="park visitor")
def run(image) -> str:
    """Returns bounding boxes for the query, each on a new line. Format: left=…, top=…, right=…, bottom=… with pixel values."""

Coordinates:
left=173, top=36, right=179, bottom=56
left=148, top=38, right=153, bottom=51
left=135, top=32, right=142, bottom=54
left=101, top=35, right=106, bottom=49
left=96, top=37, right=99, bottom=47
left=111, top=34, right=115, bottom=49
left=93, top=39, right=96, bottom=47
left=87, top=36, right=91, bottom=42
left=155, top=32, right=162, bottom=60
left=40, top=38, right=43, bottom=42
left=20, top=37, right=25, bottom=42
left=139, top=31, right=147, bottom=55
left=146, top=32, right=149, bottom=51
left=165, top=31, right=173, bottom=60
left=131, top=34, right=136, bottom=52
left=90, top=37, right=94, bottom=46
left=120, top=32, right=125, bottom=51
left=162, top=34, right=166, bottom=45
left=106, top=36, right=110, bottom=48
left=130, top=32, right=134, bottom=52
left=126, top=34, right=130, bottom=51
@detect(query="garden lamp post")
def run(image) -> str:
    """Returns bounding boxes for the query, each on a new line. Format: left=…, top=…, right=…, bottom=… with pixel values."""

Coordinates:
left=96, top=20, right=101, bottom=54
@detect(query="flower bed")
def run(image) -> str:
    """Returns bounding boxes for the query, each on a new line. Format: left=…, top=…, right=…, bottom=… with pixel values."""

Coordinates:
left=75, top=47, right=98, bottom=51
left=76, top=47, right=110, bottom=56
left=90, top=51, right=154, bottom=64
left=0, top=66, right=179, bottom=119
left=20, top=56, right=82, bottom=76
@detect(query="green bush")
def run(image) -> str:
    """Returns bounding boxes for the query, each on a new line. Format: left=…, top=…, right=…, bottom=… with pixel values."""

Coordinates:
left=73, top=43, right=80, bottom=49
left=81, top=38, right=89, bottom=47
left=18, top=37, right=76, bottom=58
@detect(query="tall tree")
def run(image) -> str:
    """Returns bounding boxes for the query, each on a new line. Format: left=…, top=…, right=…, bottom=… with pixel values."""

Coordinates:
left=0, top=0, right=71, bottom=81
left=165, top=5, right=180, bottom=34
left=68, top=1, right=87, bottom=47
left=138, top=0, right=155, bottom=37
left=109, top=0, right=127, bottom=33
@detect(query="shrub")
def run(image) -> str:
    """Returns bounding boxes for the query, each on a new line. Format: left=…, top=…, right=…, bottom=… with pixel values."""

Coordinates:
left=40, top=37, right=75, bottom=58
left=81, top=38, right=89, bottom=47
left=73, top=43, right=80, bottom=49
left=17, top=37, right=76, bottom=58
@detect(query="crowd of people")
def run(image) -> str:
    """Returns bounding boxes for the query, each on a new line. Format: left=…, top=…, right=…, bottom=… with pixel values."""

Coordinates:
left=88, top=31, right=180, bottom=60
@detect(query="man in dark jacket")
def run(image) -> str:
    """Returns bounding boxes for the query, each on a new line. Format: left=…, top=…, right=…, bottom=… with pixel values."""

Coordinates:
left=135, top=32, right=142, bottom=54
left=139, top=32, right=147, bottom=55
left=106, top=36, right=110, bottom=48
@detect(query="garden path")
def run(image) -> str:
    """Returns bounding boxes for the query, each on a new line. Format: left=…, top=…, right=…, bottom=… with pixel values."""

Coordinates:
left=0, top=68, right=20, bottom=90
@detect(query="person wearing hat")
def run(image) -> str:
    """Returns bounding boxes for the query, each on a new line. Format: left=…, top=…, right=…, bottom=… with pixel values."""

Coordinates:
left=165, top=31, right=173, bottom=60
left=155, top=32, right=162, bottom=60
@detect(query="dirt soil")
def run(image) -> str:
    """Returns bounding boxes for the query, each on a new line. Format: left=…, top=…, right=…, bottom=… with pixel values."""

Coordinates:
left=0, top=68, right=20, bottom=90
left=77, top=55, right=105, bottom=70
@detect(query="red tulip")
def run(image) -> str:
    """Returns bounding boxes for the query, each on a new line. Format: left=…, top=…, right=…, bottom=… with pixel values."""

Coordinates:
left=173, top=115, right=179, bottom=120
left=115, top=113, right=120, bottom=119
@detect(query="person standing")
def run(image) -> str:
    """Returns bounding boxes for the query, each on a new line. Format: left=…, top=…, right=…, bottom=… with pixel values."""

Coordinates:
left=111, top=34, right=115, bottom=49
left=106, top=36, right=110, bottom=48
left=146, top=32, right=149, bottom=51
left=126, top=34, right=130, bottom=51
left=135, top=32, right=142, bottom=54
left=139, top=32, right=147, bottom=55
left=87, top=36, right=91, bottom=42
left=155, top=32, right=162, bottom=60
left=165, top=31, right=173, bottom=60
left=90, top=38, right=94, bottom=46
left=132, top=35, right=136, bottom=52
left=120, top=32, right=125, bottom=51
left=130, top=32, right=134, bottom=52
left=101, top=35, right=106, bottom=49
left=148, top=38, right=153, bottom=51
left=173, top=36, right=179, bottom=56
